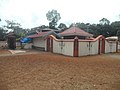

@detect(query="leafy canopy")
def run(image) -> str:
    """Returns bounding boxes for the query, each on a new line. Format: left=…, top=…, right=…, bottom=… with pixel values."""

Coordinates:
left=46, top=9, right=61, bottom=29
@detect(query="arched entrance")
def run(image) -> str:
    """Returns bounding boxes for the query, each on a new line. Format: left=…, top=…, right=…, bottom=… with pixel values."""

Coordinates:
left=73, top=37, right=79, bottom=57
left=46, top=37, right=53, bottom=52
left=98, top=37, right=105, bottom=54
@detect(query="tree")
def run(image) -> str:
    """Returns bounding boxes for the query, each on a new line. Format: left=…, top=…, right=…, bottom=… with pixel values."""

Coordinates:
left=89, top=24, right=99, bottom=37
left=117, top=30, right=120, bottom=42
left=5, top=20, right=21, bottom=33
left=70, top=22, right=92, bottom=33
left=0, top=19, right=8, bottom=40
left=46, top=9, right=61, bottom=29
left=76, top=23, right=91, bottom=32
left=99, top=18, right=110, bottom=25
left=111, top=21, right=120, bottom=36
left=112, top=21, right=120, bottom=41
left=5, top=20, right=27, bottom=38
left=58, top=23, right=67, bottom=31
left=0, top=28, right=7, bottom=40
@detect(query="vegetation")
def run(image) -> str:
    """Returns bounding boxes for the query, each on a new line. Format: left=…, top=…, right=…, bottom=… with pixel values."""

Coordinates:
left=0, top=19, right=8, bottom=40
left=58, top=23, right=67, bottom=29
left=70, top=18, right=120, bottom=38
left=0, top=12, right=120, bottom=41
left=46, top=9, right=61, bottom=29
left=4, top=20, right=27, bottom=38
left=0, top=27, right=7, bottom=40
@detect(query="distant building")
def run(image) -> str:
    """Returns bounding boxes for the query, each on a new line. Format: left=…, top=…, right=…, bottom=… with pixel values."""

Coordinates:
left=106, top=36, right=118, bottom=41
left=27, top=27, right=118, bottom=57
left=27, top=29, right=60, bottom=51
left=7, top=32, right=16, bottom=49
left=106, top=36, right=120, bottom=50
left=60, top=26, right=93, bottom=39
left=27, top=27, right=93, bottom=51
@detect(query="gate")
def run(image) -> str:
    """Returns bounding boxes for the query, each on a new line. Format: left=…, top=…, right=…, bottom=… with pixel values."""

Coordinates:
left=74, top=37, right=79, bottom=57
left=98, top=38, right=105, bottom=54
left=46, top=37, right=53, bottom=52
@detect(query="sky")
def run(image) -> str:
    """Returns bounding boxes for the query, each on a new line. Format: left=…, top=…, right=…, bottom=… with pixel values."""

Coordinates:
left=0, top=0, right=120, bottom=28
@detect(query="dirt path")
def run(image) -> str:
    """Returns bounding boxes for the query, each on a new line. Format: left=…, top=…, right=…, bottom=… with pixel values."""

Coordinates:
left=108, top=54, right=120, bottom=59
left=0, top=49, right=43, bottom=57
left=0, top=51, right=120, bottom=90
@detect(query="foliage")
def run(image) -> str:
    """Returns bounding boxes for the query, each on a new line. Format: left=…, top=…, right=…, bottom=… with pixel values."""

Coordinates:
left=0, top=27, right=7, bottom=40
left=68, top=19, right=120, bottom=38
left=0, top=19, right=8, bottom=40
left=1, top=16, right=120, bottom=40
left=88, top=23, right=118, bottom=37
left=46, top=9, right=61, bottom=29
left=5, top=20, right=27, bottom=38
left=58, top=23, right=67, bottom=31
left=99, top=18, right=110, bottom=25
left=70, top=23, right=93, bottom=34
left=117, top=30, right=120, bottom=41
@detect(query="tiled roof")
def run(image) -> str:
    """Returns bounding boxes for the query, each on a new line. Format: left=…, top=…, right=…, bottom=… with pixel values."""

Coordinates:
left=106, top=36, right=118, bottom=40
left=27, top=32, right=49, bottom=38
left=7, top=32, right=16, bottom=37
left=27, top=31, right=60, bottom=38
left=60, top=26, right=93, bottom=37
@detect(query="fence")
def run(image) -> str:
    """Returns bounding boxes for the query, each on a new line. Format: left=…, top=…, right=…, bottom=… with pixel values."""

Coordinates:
left=45, top=35, right=118, bottom=57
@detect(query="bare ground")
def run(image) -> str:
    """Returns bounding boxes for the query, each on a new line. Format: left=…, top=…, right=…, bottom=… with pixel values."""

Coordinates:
left=0, top=50, right=11, bottom=55
left=0, top=50, right=120, bottom=90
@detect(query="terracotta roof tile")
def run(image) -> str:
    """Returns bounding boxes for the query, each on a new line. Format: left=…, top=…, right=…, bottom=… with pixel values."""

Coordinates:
left=27, top=32, right=49, bottom=38
left=61, top=26, right=93, bottom=37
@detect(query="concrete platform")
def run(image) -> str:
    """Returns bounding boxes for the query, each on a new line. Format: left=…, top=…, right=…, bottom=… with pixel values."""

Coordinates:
left=9, top=50, right=26, bottom=54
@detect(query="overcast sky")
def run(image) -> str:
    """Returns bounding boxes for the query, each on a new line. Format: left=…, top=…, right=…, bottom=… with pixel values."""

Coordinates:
left=0, top=0, right=120, bottom=28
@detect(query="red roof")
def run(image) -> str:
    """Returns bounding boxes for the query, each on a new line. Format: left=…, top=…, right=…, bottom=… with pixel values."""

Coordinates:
left=27, top=32, right=49, bottom=38
left=60, top=26, right=93, bottom=37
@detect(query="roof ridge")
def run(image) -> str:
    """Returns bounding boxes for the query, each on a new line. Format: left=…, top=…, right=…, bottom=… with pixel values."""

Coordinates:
left=74, top=26, right=76, bottom=33
left=60, top=26, right=93, bottom=37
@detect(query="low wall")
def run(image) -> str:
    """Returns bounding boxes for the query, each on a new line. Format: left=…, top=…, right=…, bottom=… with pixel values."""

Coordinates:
left=0, top=41, right=7, bottom=49
left=79, top=42, right=89, bottom=56
left=52, top=38, right=74, bottom=56
left=105, top=41, right=117, bottom=53
left=62, top=41, right=74, bottom=56
left=118, top=42, right=120, bottom=50
left=24, top=43, right=33, bottom=49
left=33, top=37, right=45, bottom=48
left=46, top=35, right=118, bottom=57
left=78, top=41, right=99, bottom=56
left=53, top=39, right=61, bottom=54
